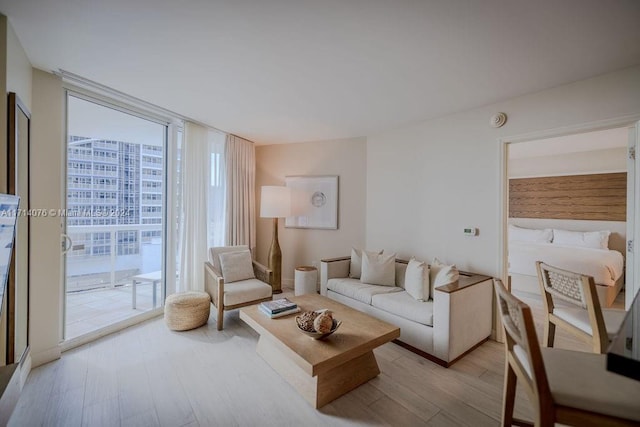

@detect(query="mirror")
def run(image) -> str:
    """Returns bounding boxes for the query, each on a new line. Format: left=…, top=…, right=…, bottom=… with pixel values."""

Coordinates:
left=7, top=92, right=30, bottom=365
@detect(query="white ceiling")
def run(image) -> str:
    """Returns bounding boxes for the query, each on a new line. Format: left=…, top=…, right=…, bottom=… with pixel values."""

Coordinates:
left=2, top=1, right=640, bottom=145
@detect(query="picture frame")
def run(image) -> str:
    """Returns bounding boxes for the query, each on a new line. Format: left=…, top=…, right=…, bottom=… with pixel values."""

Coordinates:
left=285, top=175, right=339, bottom=229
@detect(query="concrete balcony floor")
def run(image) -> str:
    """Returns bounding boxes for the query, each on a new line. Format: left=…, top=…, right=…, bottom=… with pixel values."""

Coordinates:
left=66, top=283, right=161, bottom=339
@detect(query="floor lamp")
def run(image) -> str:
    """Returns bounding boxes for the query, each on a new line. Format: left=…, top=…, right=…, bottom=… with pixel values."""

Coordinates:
left=260, top=186, right=291, bottom=294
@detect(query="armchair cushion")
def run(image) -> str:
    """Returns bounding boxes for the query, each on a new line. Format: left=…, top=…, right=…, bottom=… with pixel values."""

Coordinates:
left=223, top=279, right=272, bottom=306
left=209, top=245, right=250, bottom=272
left=219, top=250, right=255, bottom=283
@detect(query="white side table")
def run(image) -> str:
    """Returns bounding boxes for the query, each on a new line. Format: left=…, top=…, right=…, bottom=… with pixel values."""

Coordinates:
left=132, top=270, right=163, bottom=309
left=294, top=266, right=318, bottom=296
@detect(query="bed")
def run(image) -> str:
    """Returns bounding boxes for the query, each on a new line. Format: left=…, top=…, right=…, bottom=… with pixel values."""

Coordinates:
left=508, top=225, right=625, bottom=307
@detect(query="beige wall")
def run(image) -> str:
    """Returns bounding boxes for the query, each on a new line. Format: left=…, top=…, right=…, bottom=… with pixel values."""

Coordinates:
left=0, top=16, right=7, bottom=193
left=509, top=146, right=627, bottom=178
left=366, top=65, right=640, bottom=277
left=256, top=138, right=366, bottom=286
left=29, top=69, right=64, bottom=366
left=6, top=21, right=31, bottom=111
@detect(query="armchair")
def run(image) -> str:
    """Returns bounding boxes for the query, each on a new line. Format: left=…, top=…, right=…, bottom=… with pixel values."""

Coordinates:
left=204, top=245, right=273, bottom=330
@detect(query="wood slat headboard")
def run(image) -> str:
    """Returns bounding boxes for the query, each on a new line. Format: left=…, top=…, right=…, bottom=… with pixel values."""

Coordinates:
left=509, top=172, right=626, bottom=221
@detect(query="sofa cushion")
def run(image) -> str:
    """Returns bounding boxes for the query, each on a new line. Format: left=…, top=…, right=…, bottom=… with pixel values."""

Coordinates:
left=327, top=278, right=402, bottom=304
left=371, top=291, right=434, bottom=326
left=349, top=248, right=383, bottom=279
left=405, top=258, right=429, bottom=301
left=430, top=258, right=459, bottom=296
left=223, top=279, right=272, bottom=306
left=395, top=262, right=408, bottom=289
left=361, top=252, right=396, bottom=286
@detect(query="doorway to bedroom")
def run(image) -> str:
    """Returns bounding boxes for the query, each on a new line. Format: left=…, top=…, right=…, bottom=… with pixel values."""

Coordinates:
left=505, top=126, right=632, bottom=317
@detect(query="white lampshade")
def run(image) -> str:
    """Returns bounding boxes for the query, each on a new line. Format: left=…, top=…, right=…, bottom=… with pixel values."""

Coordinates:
left=260, top=186, right=291, bottom=218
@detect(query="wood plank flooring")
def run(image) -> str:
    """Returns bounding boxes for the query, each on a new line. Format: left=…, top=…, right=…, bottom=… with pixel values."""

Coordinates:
left=10, top=288, right=619, bottom=426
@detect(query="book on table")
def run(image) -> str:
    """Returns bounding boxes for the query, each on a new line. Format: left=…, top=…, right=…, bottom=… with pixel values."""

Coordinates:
left=260, top=298, right=297, bottom=314
left=259, top=305, right=301, bottom=318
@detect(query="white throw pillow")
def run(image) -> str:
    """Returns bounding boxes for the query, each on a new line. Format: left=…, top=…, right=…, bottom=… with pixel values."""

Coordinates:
left=349, top=247, right=383, bottom=279
left=219, top=250, right=255, bottom=283
left=361, top=252, right=396, bottom=286
left=552, top=229, right=610, bottom=250
left=404, top=258, right=430, bottom=301
left=429, top=258, right=459, bottom=296
left=508, top=224, right=553, bottom=243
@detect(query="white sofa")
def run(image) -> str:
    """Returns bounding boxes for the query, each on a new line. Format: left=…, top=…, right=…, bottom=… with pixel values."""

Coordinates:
left=321, top=257, right=493, bottom=366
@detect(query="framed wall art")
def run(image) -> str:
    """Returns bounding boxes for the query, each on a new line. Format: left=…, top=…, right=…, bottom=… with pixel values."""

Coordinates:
left=285, top=175, right=338, bottom=229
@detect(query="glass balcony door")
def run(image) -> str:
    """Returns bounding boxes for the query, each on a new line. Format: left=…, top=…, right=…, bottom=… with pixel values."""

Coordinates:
left=64, top=94, right=167, bottom=340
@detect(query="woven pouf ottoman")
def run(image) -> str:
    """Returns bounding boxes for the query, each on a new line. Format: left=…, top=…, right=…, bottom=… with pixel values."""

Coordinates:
left=164, top=291, right=211, bottom=331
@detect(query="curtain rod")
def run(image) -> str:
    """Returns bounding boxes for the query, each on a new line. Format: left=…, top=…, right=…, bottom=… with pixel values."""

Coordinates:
left=55, top=69, right=229, bottom=136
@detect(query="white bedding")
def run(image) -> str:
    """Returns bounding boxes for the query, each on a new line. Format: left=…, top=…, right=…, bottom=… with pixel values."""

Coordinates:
left=508, top=241, right=624, bottom=287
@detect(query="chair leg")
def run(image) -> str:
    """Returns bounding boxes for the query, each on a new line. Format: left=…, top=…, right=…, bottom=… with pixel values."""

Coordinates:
left=543, top=320, right=555, bottom=348
left=502, top=362, right=517, bottom=427
left=217, top=305, right=224, bottom=331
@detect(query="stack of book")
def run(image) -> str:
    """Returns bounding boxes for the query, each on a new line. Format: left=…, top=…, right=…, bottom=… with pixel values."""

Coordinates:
left=259, top=298, right=300, bottom=318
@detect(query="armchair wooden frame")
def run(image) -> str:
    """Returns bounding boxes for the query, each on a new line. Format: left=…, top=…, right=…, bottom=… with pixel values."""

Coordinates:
left=204, top=260, right=273, bottom=331
left=535, top=261, right=608, bottom=353
left=494, top=279, right=637, bottom=427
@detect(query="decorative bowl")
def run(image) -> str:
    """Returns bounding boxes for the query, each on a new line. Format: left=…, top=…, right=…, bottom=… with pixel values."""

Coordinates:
left=295, top=316, right=342, bottom=340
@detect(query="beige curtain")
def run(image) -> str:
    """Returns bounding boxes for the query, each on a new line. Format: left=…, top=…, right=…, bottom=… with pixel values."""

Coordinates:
left=224, top=134, right=256, bottom=251
left=178, top=122, right=210, bottom=291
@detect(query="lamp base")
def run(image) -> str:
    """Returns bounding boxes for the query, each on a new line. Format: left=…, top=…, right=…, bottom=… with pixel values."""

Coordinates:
left=268, top=217, right=282, bottom=294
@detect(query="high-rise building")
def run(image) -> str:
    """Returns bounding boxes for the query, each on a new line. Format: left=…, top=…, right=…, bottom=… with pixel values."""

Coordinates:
left=66, top=136, right=163, bottom=262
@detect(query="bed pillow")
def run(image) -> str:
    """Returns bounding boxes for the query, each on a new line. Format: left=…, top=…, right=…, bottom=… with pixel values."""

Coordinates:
left=349, top=248, right=383, bottom=279
left=552, top=229, right=610, bottom=250
left=404, top=258, right=430, bottom=301
left=219, top=250, right=255, bottom=283
left=361, top=252, right=396, bottom=286
left=508, top=224, right=553, bottom=243
left=430, top=258, right=459, bottom=296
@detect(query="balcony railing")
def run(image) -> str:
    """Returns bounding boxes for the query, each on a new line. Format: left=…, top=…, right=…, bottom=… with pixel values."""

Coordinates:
left=66, top=224, right=162, bottom=292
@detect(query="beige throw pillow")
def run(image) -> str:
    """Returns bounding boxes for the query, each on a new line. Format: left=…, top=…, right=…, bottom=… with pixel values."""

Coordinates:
left=405, top=258, right=430, bottom=301
left=429, top=258, right=459, bottom=296
left=219, top=250, right=255, bottom=283
left=361, top=252, right=396, bottom=286
left=349, top=248, right=382, bottom=279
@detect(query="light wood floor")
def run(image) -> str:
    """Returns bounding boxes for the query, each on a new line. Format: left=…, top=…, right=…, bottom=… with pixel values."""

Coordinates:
left=10, top=287, right=620, bottom=427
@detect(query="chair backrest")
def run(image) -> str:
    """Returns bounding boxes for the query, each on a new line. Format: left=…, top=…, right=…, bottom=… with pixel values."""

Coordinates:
left=536, top=261, right=592, bottom=308
left=536, top=261, right=607, bottom=351
left=209, top=245, right=250, bottom=272
left=494, top=279, right=552, bottom=412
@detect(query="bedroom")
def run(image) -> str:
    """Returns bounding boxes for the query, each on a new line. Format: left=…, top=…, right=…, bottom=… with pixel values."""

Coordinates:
left=506, top=126, right=630, bottom=309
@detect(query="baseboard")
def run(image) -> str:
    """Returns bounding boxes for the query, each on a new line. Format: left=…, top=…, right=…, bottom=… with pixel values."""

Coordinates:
left=392, top=337, right=490, bottom=368
left=282, top=278, right=294, bottom=287
left=19, top=349, right=31, bottom=389
left=31, top=345, right=62, bottom=368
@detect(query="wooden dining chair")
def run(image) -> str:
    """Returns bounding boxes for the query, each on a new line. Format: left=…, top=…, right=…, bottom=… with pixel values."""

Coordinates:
left=535, top=261, right=625, bottom=353
left=494, top=278, right=640, bottom=427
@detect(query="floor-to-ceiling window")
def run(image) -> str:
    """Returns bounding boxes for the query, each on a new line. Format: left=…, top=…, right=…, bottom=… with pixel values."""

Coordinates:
left=64, top=94, right=167, bottom=339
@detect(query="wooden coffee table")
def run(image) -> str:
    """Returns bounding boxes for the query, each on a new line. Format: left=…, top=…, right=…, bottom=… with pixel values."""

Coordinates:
left=239, top=294, right=400, bottom=408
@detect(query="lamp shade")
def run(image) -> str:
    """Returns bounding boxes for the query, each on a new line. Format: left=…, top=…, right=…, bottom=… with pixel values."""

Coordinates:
left=260, top=186, right=291, bottom=218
